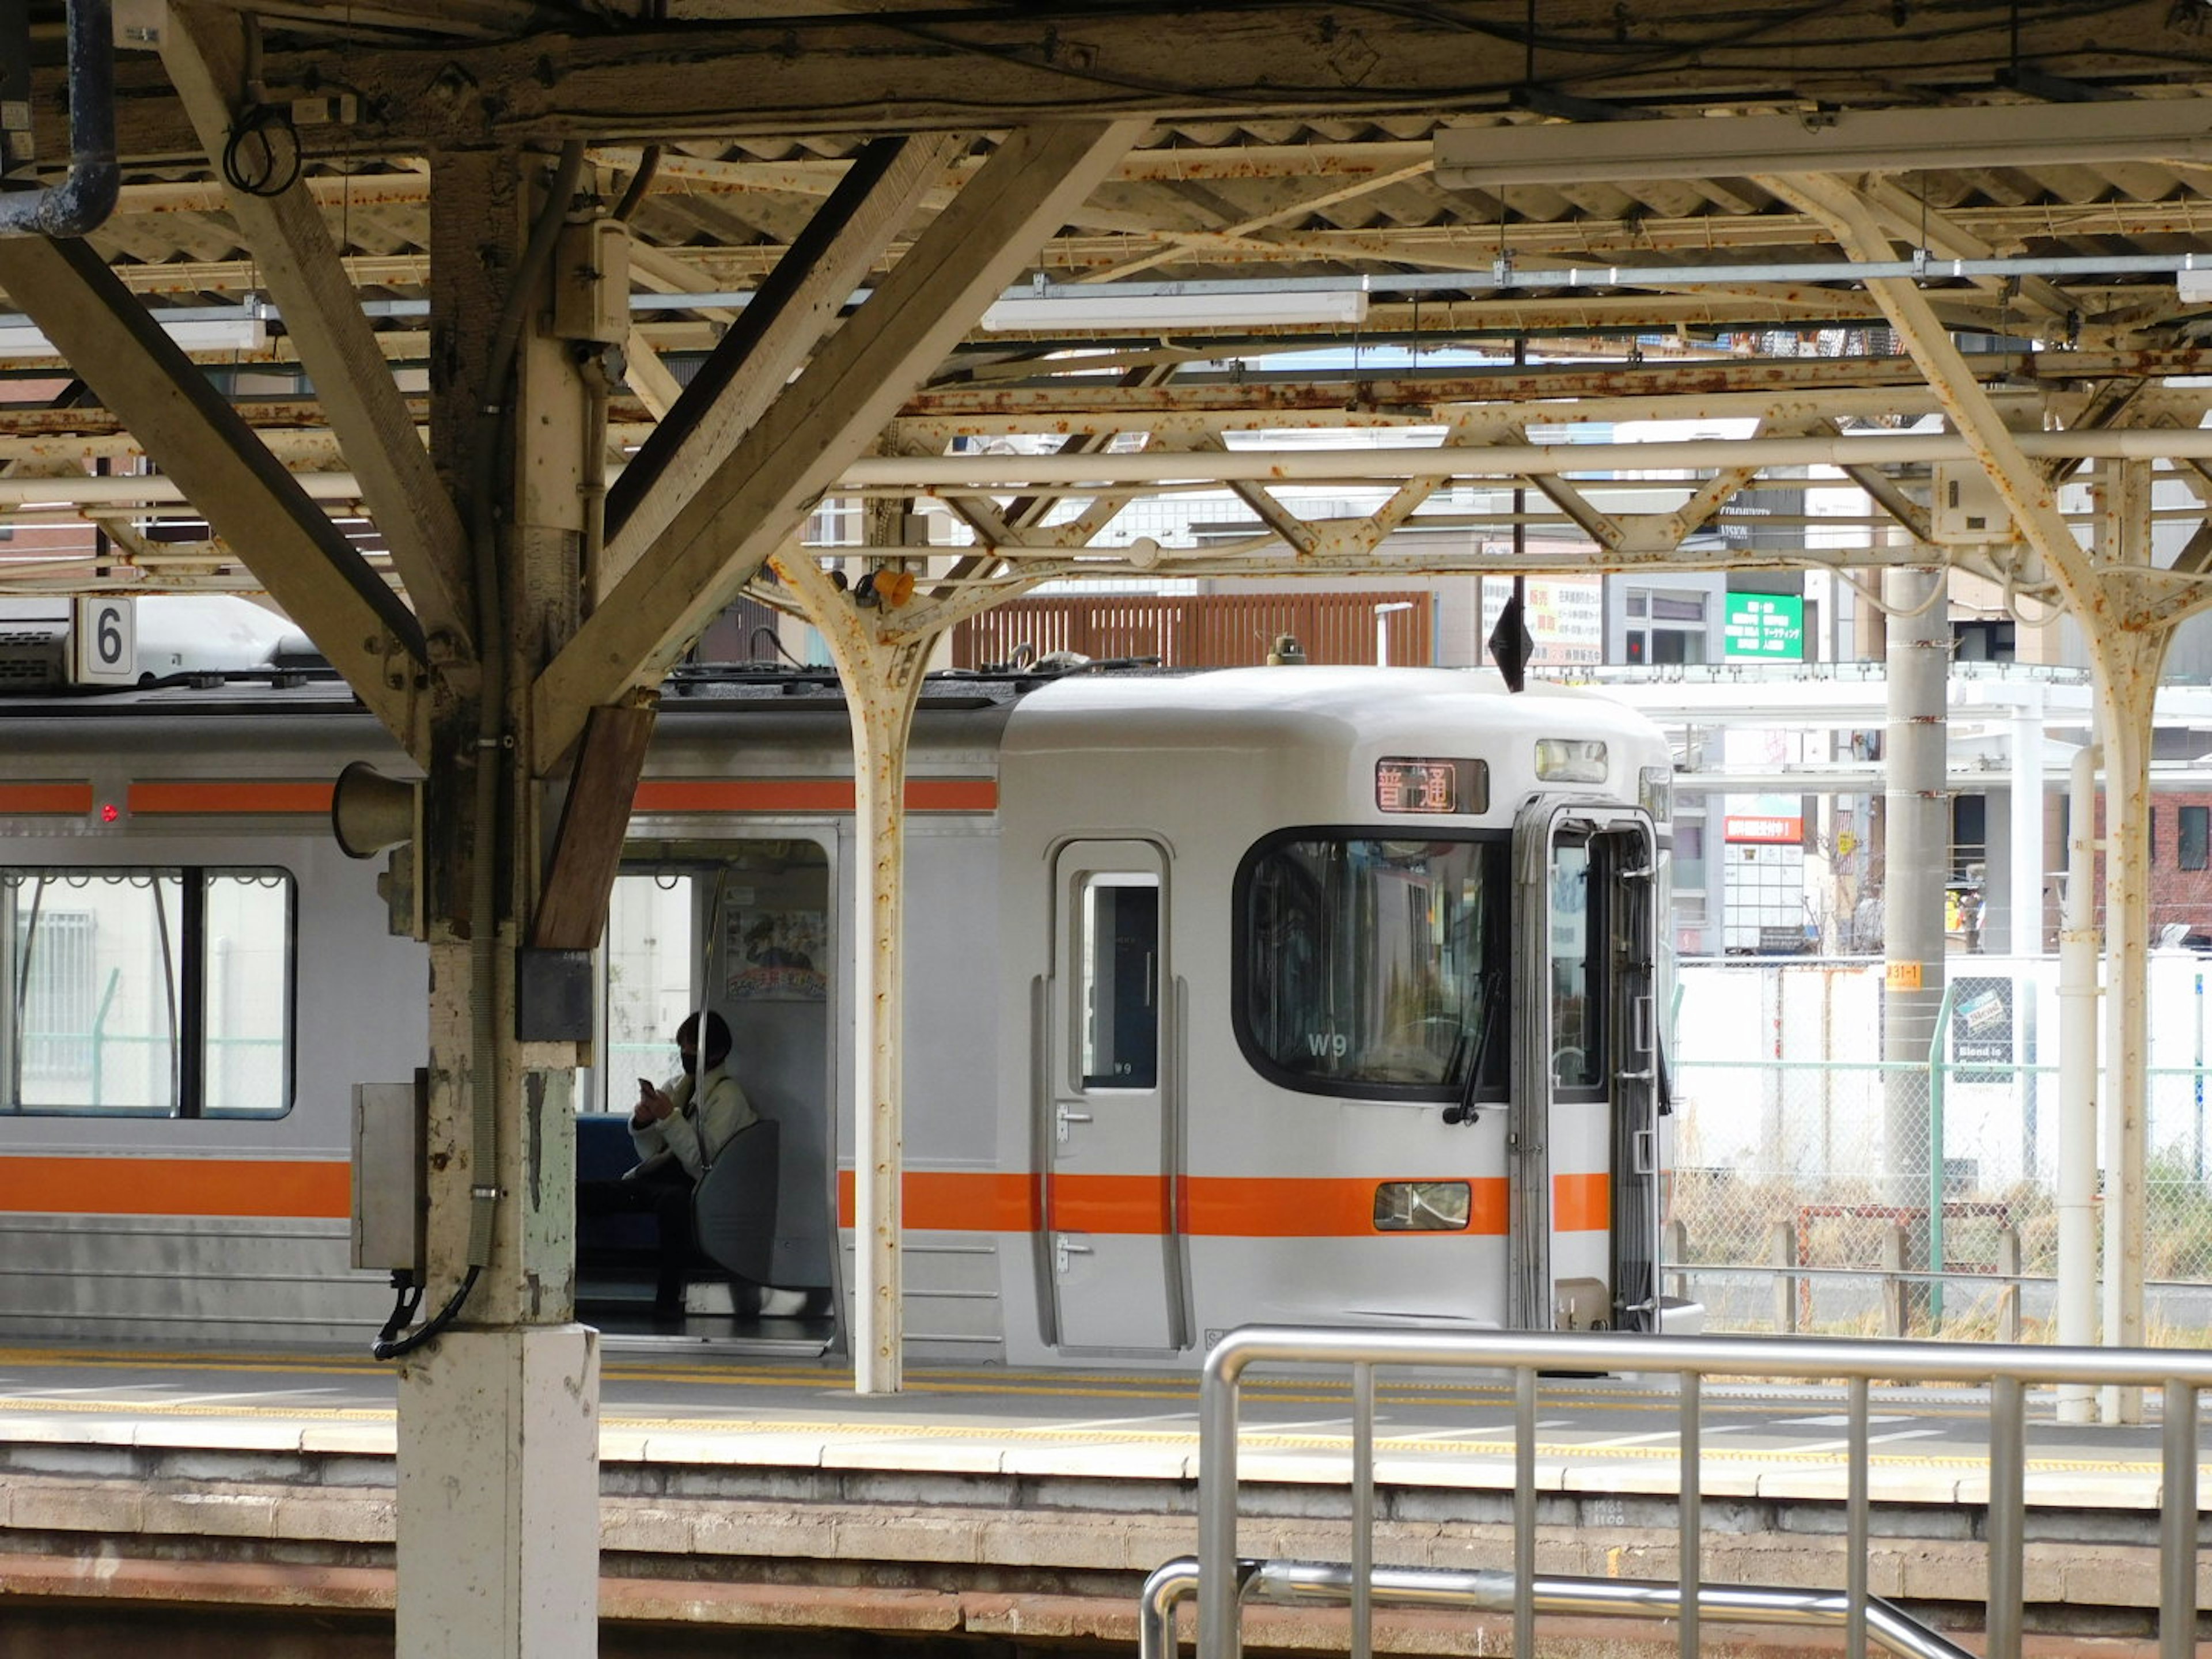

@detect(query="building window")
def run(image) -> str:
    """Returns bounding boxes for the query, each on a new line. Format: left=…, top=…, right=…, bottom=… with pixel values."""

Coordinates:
left=1624, top=588, right=1709, bottom=666
left=1953, top=619, right=2016, bottom=662
left=2181, top=806, right=2209, bottom=872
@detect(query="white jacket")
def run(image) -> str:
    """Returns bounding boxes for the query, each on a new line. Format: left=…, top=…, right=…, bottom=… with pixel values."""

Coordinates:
left=630, top=1063, right=756, bottom=1182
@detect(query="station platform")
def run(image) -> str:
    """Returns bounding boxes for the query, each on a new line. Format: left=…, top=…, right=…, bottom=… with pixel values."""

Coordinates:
left=0, top=1336, right=2201, bottom=1657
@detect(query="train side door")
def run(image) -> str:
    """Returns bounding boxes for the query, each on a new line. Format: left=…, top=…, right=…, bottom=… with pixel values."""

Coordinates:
left=1042, top=840, right=1183, bottom=1351
left=1510, top=801, right=1661, bottom=1332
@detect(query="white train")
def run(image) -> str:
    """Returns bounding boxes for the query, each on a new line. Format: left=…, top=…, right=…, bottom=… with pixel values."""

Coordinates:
left=0, top=657, right=1684, bottom=1362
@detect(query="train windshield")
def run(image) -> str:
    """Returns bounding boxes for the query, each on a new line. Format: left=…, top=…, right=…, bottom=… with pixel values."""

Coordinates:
left=1238, top=834, right=1508, bottom=1097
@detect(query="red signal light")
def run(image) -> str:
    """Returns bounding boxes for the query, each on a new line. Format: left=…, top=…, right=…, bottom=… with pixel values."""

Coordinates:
left=99, top=802, right=120, bottom=824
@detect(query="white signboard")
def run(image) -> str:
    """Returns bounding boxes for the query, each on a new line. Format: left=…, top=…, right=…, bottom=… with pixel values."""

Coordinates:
left=1478, top=575, right=1603, bottom=666
left=73, top=596, right=135, bottom=685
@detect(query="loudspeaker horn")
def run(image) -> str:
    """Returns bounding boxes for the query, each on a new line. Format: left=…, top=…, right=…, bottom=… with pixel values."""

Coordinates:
left=331, top=761, right=418, bottom=859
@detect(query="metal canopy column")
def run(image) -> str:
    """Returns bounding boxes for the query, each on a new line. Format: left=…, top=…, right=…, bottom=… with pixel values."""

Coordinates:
left=771, top=545, right=938, bottom=1395
left=2090, top=461, right=2170, bottom=1423
left=1773, top=173, right=2176, bottom=1415
left=1883, top=562, right=1948, bottom=1293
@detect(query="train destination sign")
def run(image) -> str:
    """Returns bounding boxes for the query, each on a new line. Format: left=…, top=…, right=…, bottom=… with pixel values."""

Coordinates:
left=1376, top=756, right=1488, bottom=815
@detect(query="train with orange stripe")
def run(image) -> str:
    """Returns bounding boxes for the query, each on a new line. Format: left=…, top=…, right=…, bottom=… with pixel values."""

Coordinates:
left=0, top=656, right=1688, bottom=1361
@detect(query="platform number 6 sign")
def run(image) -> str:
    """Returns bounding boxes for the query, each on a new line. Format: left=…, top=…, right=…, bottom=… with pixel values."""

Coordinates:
left=73, top=596, right=135, bottom=685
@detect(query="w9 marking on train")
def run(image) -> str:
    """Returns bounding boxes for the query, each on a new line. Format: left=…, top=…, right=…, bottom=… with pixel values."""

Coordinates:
left=0, top=661, right=1691, bottom=1362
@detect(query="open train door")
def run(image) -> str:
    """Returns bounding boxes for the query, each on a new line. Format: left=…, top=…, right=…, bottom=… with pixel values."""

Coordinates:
left=1040, top=839, right=1185, bottom=1352
left=1509, top=799, right=1663, bottom=1334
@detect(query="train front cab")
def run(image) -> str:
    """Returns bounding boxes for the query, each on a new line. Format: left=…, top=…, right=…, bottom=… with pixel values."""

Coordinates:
left=994, top=669, right=1685, bottom=1368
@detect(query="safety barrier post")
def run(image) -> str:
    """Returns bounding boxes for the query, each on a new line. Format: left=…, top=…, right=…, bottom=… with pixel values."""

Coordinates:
left=1995, top=1227, right=2021, bottom=1344
left=1677, top=1371, right=1701, bottom=1659
left=2159, top=1381, right=2198, bottom=1659
left=1770, top=1219, right=1798, bottom=1334
left=1926, top=981, right=1959, bottom=1328
left=1881, top=1225, right=1908, bottom=1338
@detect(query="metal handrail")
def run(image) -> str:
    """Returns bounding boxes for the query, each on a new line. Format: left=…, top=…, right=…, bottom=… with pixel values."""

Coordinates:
left=1139, top=1556, right=1978, bottom=1659
left=1192, top=1325, right=2211, bottom=1659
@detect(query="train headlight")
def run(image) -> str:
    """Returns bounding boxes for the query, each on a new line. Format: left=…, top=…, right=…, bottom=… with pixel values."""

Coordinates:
left=1639, top=764, right=1672, bottom=823
left=1372, top=1180, right=1471, bottom=1232
left=1535, top=738, right=1607, bottom=783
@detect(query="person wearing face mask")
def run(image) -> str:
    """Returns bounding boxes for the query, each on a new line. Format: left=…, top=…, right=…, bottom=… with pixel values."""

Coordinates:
left=579, top=1008, right=755, bottom=1320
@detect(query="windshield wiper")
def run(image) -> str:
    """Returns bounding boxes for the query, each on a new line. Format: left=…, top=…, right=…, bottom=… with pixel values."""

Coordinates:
left=1442, top=968, right=1502, bottom=1126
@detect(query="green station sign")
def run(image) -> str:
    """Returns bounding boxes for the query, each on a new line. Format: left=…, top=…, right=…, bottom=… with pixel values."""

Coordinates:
left=1721, top=592, right=1804, bottom=660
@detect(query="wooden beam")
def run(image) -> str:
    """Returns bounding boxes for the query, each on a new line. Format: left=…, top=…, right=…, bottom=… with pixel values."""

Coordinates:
left=531, top=702, right=658, bottom=951
left=0, top=233, right=427, bottom=752
left=603, top=133, right=965, bottom=596
left=531, top=119, right=1144, bottom=770
left=162, top=3, right=478, bottom=657
left=619, top=327, right=685, bottom=421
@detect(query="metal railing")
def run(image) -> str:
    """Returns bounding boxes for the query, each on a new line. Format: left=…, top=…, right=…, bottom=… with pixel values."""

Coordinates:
left=1141, top=1556, right=1976, bottom=1659
left=1178, top=1325, right=2212, bottom=1659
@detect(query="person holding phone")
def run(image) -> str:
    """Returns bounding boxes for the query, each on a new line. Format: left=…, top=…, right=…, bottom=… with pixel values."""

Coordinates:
left=579, top=1009, right=755, bottom=1321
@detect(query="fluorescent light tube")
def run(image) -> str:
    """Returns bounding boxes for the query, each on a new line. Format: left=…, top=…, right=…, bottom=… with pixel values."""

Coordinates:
left=0, top=313, right=267, bottom=361
left=981, top=286, right=1369, bottom=331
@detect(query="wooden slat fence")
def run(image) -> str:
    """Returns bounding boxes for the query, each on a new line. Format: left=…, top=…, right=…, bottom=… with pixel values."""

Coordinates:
left=951, top=591, right=1433, bottom=669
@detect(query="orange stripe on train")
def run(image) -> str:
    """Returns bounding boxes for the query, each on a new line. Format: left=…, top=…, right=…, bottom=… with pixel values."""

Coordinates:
left=109, top=778, right=997, bottom=817
left=0, top=1156, right=351, bottom=1220
left=0, top=783, right=95, bottom=815
left=128, top=781, right=336, bottom=815
left=1552, top=1171, right=1611, bottom=1232
left=634, top=778, right=996, bottom=813
left=12, top=1160, right=1600, bottom=1234
left=839, top=1172, right=1532, bottom=1237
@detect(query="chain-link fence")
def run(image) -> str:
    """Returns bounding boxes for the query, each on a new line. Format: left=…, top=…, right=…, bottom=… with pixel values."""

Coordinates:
left=1667, top=956, right=2212, bottom=1340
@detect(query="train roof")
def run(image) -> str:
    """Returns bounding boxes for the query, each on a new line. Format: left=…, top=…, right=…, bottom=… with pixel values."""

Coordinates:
left=0, top=659, right=1660, bottom=757
left=1005, top=663, right=1661, bottom=745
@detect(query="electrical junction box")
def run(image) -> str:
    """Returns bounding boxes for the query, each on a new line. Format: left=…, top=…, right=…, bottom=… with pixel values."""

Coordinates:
left=1930, top=460, right=2012, bottom=544
left=555, top=218, right=631, bottom=346
left=353, top=1075, right=427, bottom=1273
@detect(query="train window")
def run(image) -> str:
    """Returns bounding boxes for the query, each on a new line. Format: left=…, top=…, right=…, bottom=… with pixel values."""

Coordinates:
left=600, top=872, right=694, bottom=1101
left=1, top=866, right=294, bottom=1116
left=1235, top=832, right=1509, bottom=1100
left=1549, top=842, right=1603, bottom=1091
left=1079, top=874, right=1158, bottom=1090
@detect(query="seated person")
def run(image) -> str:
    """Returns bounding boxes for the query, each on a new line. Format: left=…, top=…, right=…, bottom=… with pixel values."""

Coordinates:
left=578, top=1009, right=754, bottom=1320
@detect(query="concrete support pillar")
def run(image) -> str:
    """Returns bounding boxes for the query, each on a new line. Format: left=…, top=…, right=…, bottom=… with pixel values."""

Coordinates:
left=772, top=544, right=935, bottom=1395
left=1883, top=564, right=1949, bottom=1259
left=396, top=1327, right=600, bottom=1656
left=2007, top=681, right=2046, bottom=955
left=396, top=146, right=601, bottom=1656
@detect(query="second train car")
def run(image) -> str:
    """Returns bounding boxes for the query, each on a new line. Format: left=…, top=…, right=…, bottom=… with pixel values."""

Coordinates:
left=0, top=658, right=1687, bottom=1362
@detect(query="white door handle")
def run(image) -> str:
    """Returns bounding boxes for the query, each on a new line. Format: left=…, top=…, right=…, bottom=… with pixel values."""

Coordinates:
left=1055, top=1104, right=1094, bottom=1143
left=1055, top=1234, right=1094, bottom=1275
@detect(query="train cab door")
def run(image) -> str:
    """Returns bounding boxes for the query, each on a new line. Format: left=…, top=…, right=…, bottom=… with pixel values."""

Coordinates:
left=1510, top=800, right=1662, bottom=1334
left=1041, top=839, right=1184, bottom=1352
